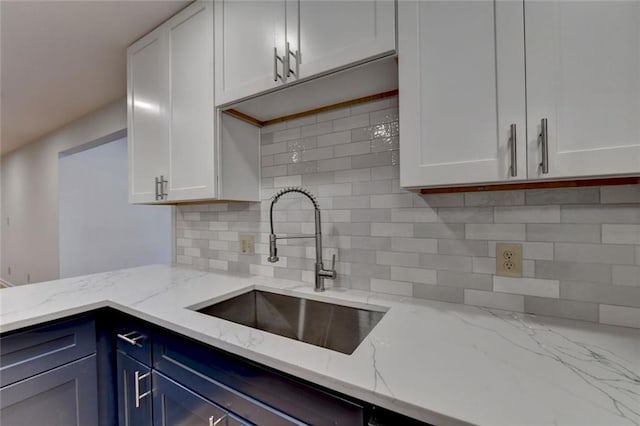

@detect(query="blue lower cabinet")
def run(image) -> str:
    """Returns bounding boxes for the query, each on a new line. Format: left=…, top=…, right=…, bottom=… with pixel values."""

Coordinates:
left=153, top=371, right=249, bottom=426
left=0, top=354, right=99, bottom=426
left=117, top=350, right=153, bottom=426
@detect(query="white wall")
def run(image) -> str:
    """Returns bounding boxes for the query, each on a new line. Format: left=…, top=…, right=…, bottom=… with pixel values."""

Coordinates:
left=1, top=99, right=129, bottom=285
left=59, top=137, right=172, bottom=279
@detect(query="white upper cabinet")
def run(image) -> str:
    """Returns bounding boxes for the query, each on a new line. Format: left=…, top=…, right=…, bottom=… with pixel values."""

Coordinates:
left=214, top=0, right=285, bottom=106
left=288, top=0, right=395, bottom=80
left=399, top=1, right=526, bottom=187
left=128, top=1, right=260, bottom=204
left=525, top=1, right=640, bottom=179
left=127, top=28, right=169, bottom=204
left=215, top=0, right=396, bottom=107
left=400, top=0, right=640, bottom=189
left=165, top=2, right=216, bottom=201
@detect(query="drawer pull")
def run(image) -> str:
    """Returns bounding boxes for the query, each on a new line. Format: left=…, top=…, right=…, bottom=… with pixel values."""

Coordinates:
left=134, top=370, right=151, bottom=408
left=117, top=331, right=147, bottom=347
left=210, top=414, right=227, bottom=426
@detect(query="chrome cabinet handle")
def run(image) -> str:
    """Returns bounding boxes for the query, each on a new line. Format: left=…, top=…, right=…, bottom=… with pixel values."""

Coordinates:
left=117, top=331, right=147, bottom=347
left=209, top=414, right=227, bottom=426
left=134, top=370, right=151, bottom=408
left=539, top=118, right=549, bottom=174
left=286, top=41, right=298, bottom=78
left=509, top=123, right=517, bottom=177
left=155, top=177, right=161, bottom=200
left=273, top=47, right=284, bottom=82
left=160, top=175, right=168, bottom=200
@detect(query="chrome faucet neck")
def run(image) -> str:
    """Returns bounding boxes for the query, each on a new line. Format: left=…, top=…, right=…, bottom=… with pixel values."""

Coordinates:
left=268, top=187, right=336, bottom=291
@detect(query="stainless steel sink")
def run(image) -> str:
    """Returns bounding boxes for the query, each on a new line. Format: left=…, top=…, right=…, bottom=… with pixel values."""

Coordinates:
left=195, top=290, right=386, bottom=355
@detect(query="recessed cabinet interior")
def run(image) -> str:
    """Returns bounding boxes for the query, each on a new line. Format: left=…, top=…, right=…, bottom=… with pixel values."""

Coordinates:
left=128, top=1, right=260, bottom=204
left=399, top=0, right=640, bottom=189
left=214, top=0, right=396, bottom=107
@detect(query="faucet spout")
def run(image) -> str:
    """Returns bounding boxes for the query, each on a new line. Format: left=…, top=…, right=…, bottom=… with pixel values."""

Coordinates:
left=268, top=187, right=336, bottom=292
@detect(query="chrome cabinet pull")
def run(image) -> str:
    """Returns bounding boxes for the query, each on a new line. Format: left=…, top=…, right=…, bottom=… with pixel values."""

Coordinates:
left=160, top=175, right=168, bottom=200
left=286, top=41, right=298, bottom=78
left=509, top=123, right=517, bottom=177
left=539, top=118, right=549, bottom=174
left=209, top=414, right=227, bottom=426
left=273, top=47, right=284, bottom=82
left=155, top=177, right=161, bottom=200
left=117, top=331, right=147, bottom=347
left=134, top=370, right=151, bottom=408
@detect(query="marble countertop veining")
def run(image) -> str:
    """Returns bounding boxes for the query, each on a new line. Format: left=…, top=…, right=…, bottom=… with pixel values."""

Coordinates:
left=1, top=264, right=638, bottom=426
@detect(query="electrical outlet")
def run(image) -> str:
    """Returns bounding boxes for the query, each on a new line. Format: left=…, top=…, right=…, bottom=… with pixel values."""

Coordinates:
left=496, top=243, right=523, bottom=277
left=239, top=234, right=255, bottom=255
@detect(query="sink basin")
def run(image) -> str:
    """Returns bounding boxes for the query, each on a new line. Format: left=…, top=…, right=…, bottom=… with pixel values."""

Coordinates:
left=195, top=290, right=386, bottom=355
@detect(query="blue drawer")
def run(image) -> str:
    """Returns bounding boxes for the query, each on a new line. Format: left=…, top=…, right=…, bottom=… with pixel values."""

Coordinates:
left=0, top=317, right=96, bottom=387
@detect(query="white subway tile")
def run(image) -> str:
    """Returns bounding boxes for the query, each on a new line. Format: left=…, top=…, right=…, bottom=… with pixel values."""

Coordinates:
left=391, top=208, right=438, bottom=223
left=334, top=168, right=371, bottom=183
left=376, top=251, right=419, bottom=267
left=301, top=147, right=334, bottom=162
left=209, top=240, right=229, bottom=250
left=370, top=278, right=413, bottom=297
left=301, top=121, right=333, bottom=138
left=209, top=259, right=229, bottom=271
left=317, top=157, right=351, bottom=172
left=527, top=224, right=600, bottom=243
left=316, top=130, right=351, bottom=147
left=176, top=238, right=192, bottom=248
left=602, top=225, right=640, bottom=245
left=494, top=276, right=559, bottom=298
left=318, top=183, right=352, bottom=197
left=183, top=230, right=201, bottom=239
left=466, top=224, right=525, bottom=241
left=184, top=248, right=200, bottom=257
left=250, top=264, right=274, bottom=277
left=391, top=237, right=438, bottom=254
left=183, top=212, right=201, bottom=221
left=176, top=255, right=192, bottom=265
left=472, top=257, right=496, bottom=274
left=218, top=231, right=239, bottom=241
left=390, top=266, right=437, bottom=284
left=612, top=265, right=640, bottom=287
left=464, top=289, right=525, bottom=312
left=272, top=128, right=300, bottom=143
left=600, top=185, right=640, bottom=204
left=599, top=304, right=640, bottom=328
left=371, top=223, right=413, bottom=237
left=334, top=141, right=371, bottom=157
left=273, top=175, right=302, bottom=188
left=209, top=222, right=229, bottom=231
left=333, top=113, right=370, bottom=132
left=495, top=206, right=560, bottom=223
left=371, top=194, right=413, bottom=208
left=261, top=141, right=288, bottom=156
left=555, top=243, right=635, bottom=264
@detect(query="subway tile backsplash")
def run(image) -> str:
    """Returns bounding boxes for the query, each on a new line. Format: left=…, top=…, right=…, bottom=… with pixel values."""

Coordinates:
left=176, top=96, right=640, bottom=328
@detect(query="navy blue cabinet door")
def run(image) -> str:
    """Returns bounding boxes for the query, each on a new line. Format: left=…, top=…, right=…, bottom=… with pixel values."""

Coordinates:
left=153, top=371, right=248, bottom=426
left=0, top=354, right=99, bottom=426
left=117, top=350, right=153, bottom=426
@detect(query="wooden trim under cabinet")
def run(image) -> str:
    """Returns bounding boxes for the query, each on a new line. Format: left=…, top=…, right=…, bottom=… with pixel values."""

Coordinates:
left=418, top=176, right=640, bottom=194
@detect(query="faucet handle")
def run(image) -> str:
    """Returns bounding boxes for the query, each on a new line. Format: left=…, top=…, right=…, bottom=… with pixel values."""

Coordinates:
left=330, top=254, right=336, bottom=272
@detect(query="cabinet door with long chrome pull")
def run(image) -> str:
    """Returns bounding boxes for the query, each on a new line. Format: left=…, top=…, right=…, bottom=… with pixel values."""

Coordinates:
left=399, top=0, right=527, bottom=188
left=117, top=351, right=153, bottom=426
left=214, top=0, right=286, bottom=106
left=525, top=1, right=640, bottom=179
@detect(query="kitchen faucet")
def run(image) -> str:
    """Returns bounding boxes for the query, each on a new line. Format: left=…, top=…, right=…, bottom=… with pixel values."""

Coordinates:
left=268, top=187, right=336, bottom=292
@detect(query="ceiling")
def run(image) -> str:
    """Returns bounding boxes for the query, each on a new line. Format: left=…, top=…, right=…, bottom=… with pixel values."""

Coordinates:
left=1, top=0, right=190, bottom=156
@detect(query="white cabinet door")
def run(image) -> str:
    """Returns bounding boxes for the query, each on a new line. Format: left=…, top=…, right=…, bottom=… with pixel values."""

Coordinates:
left=166, top=2, right=216, bottom=202
left=525, top=1, right=640, bottom=179
left=399, top=0, right=526, bottom=188
left=286, top=0, right=395, bottom=80
left=214, top=0, right=286, bottom=106
left=127, top=29, right=168, bottom=203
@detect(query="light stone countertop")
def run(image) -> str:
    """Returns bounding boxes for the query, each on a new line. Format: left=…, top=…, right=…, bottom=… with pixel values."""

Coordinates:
left=1, top=264, right=638, bottom=426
